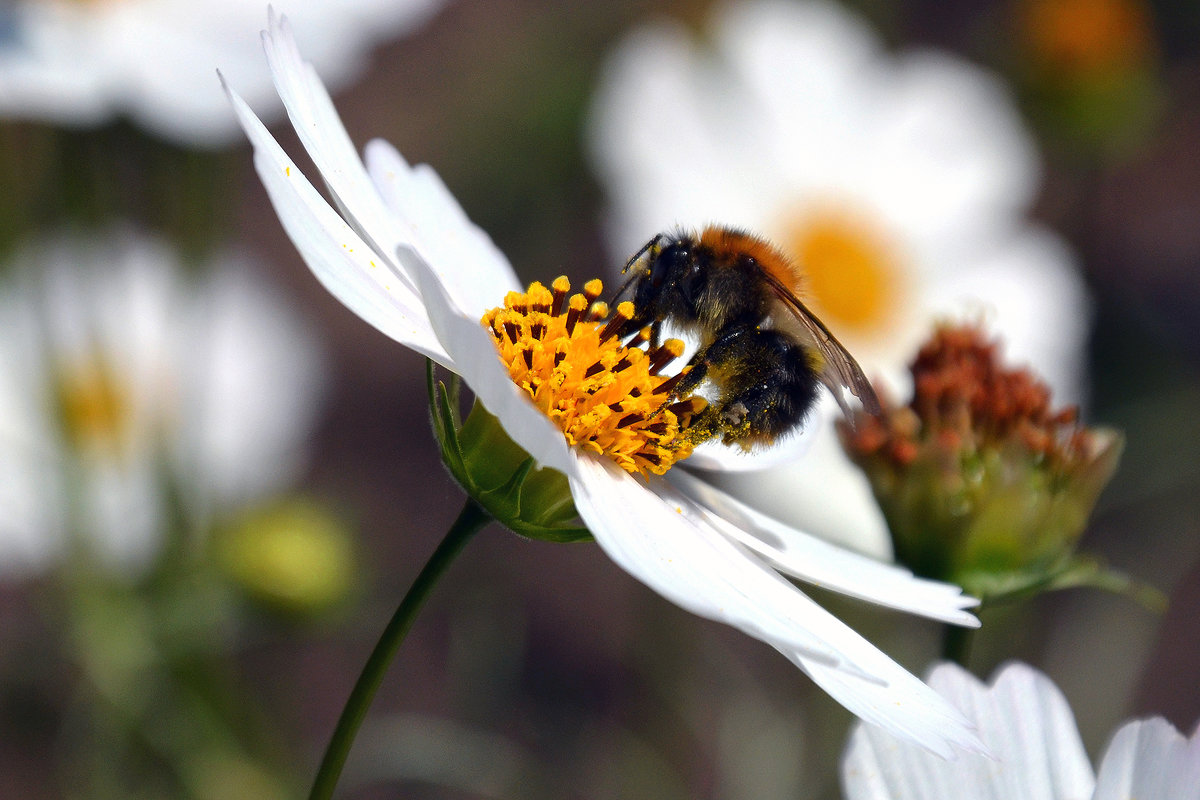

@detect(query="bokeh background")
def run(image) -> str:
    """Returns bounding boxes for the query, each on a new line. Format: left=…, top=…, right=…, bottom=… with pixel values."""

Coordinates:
left=1, top=1, right=1198, bottom=798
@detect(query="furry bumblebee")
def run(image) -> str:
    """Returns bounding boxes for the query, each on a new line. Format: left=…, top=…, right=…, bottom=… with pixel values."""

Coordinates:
left=613, top=226, right=882, bottom=447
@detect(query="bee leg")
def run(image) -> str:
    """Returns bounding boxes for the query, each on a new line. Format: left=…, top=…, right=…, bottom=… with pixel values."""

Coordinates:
left=649, top=320, right=663, bottom=349
left=672, top=350, right=734, bottom=448
left=670, top=324, right=764, bottom=401
left=670, top=343, right=711, bottom=398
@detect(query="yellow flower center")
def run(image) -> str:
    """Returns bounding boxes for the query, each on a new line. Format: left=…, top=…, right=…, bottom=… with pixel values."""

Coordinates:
left=781, top=206, right=902, bottom=342
left=53, top=358, right=131, bottom=456
left=482, top=277, right=703, bottom=477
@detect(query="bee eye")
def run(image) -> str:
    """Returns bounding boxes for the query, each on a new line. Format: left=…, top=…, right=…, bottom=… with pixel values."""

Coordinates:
left=650, top=244, right=689, bottom=286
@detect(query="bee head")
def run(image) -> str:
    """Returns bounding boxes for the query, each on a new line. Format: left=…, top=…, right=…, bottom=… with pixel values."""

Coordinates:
left=611, top=232, right=702, bottom=324
left=648, top=239, right=691, bottom=287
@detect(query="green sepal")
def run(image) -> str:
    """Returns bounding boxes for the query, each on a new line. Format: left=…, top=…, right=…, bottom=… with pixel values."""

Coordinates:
left=427, top=362, right=465, bottom=475
left=956, top=553, right=1167, bottom=613
left=426, top=360, right=591, bottom=543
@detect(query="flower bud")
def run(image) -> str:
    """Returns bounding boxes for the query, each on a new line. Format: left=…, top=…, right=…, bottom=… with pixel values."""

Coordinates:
left=841, top=324, right=1127, bottom=605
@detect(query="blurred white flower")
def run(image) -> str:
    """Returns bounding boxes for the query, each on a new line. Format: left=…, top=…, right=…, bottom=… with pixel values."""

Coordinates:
left=0, top=0, right=444, bottom=147
left=222, top=13, right=986, bottom=756
left=843, top=661, right=1200, bottom=800
left=0, top=229, right=324, bottom=576
left=587, top=0, right=1090, bottom=557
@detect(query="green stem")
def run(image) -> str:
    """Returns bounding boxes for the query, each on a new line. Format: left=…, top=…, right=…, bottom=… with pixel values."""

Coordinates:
left=308, top=499, right=491, bottom=800
left=941, top=623, right=975, bottom=668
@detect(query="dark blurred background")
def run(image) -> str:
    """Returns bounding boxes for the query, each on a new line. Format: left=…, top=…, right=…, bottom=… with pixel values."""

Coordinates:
left=2, top=1, right=1199, bottom=798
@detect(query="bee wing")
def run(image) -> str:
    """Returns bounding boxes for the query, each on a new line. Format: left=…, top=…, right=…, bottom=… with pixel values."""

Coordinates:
left=761, top=270, right=883, bottom=420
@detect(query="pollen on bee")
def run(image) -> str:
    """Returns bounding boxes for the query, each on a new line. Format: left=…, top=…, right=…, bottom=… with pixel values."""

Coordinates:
left=481, top=277, right=699, bottom=476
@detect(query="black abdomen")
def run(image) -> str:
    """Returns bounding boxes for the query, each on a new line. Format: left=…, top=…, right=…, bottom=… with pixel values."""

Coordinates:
left=702, top=326, right=820, bottom=445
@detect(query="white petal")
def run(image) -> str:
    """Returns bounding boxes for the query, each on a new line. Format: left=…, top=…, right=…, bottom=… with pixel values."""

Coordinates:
left=402, top=245, right=573, bottom=474
left=0, top=290, right=65, bottom=576
left=4, top=0, right=444, bottom=147
left=841, top=661, right=1094, bottom=798
left=108, top=7, right=255, bottom=148
left=173, top=262, right=325, bottom=515
left=260, top=14, right=521, bottom=318
left=668, top=470, right=979, bottom=625
left=82, top=459, right=163, bottom=574
left=682, top=417, right=818, bottom=472
left=586, top=20, right=773, bottom=256
left=1093, top=718, right=1200, bottom=800
left=927, top=224, right=1091, bottom=404
left=932, top=663, right=1094, bottom=791
left=716, top=0, right=881, bottom=154
left=866, top=50, right=1038, bottom=247
left=709, top=414, right=895, bottom=558
left=261, top=12, right=419, bottom=290
left=569, top=453, right=981, bottom=754
left=222, top=75, right=448, bottom=365
left=567, top=452, right=841, bottom=667
left=0, top=4, right=112, bottom=126
left=364, top=139, right=522, bottom=317
left=799, top=649, right=985, bottom=762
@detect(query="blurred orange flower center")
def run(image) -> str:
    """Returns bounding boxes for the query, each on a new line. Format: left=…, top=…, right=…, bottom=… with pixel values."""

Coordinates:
left=781, top=206, right=901, bottom=342
left=1022, top=0, right=1151, bottom=74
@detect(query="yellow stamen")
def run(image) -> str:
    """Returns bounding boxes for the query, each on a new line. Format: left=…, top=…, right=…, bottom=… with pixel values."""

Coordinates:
left=482, top=278, right=700, bottom=476
left=599, top=301, right=636, bottom=343
left=648, top=339, right=686, bottom=376
left=585, top=300, right=609, bottom=322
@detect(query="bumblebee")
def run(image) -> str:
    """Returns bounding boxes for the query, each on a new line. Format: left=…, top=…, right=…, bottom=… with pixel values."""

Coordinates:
left=613, top=225, right=882, bottom=448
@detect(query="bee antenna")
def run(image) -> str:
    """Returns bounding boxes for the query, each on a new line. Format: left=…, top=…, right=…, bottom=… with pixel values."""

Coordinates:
left=621, top=233, right=665, bottom=274
left=608, top=269, right=640, bottom=307
left=608, top=233, right=664, bottom=306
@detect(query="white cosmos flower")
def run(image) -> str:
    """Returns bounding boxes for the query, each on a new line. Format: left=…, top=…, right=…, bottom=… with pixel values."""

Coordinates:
left=843, top=661, right=1200, bottom=800
left=0, top=0, right=443, bottom=147
left=0, top=229, right=324, bottom=576
left=221, top=12, right=986, bottom=756
left=587, top=0, right=1090, bottom=557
